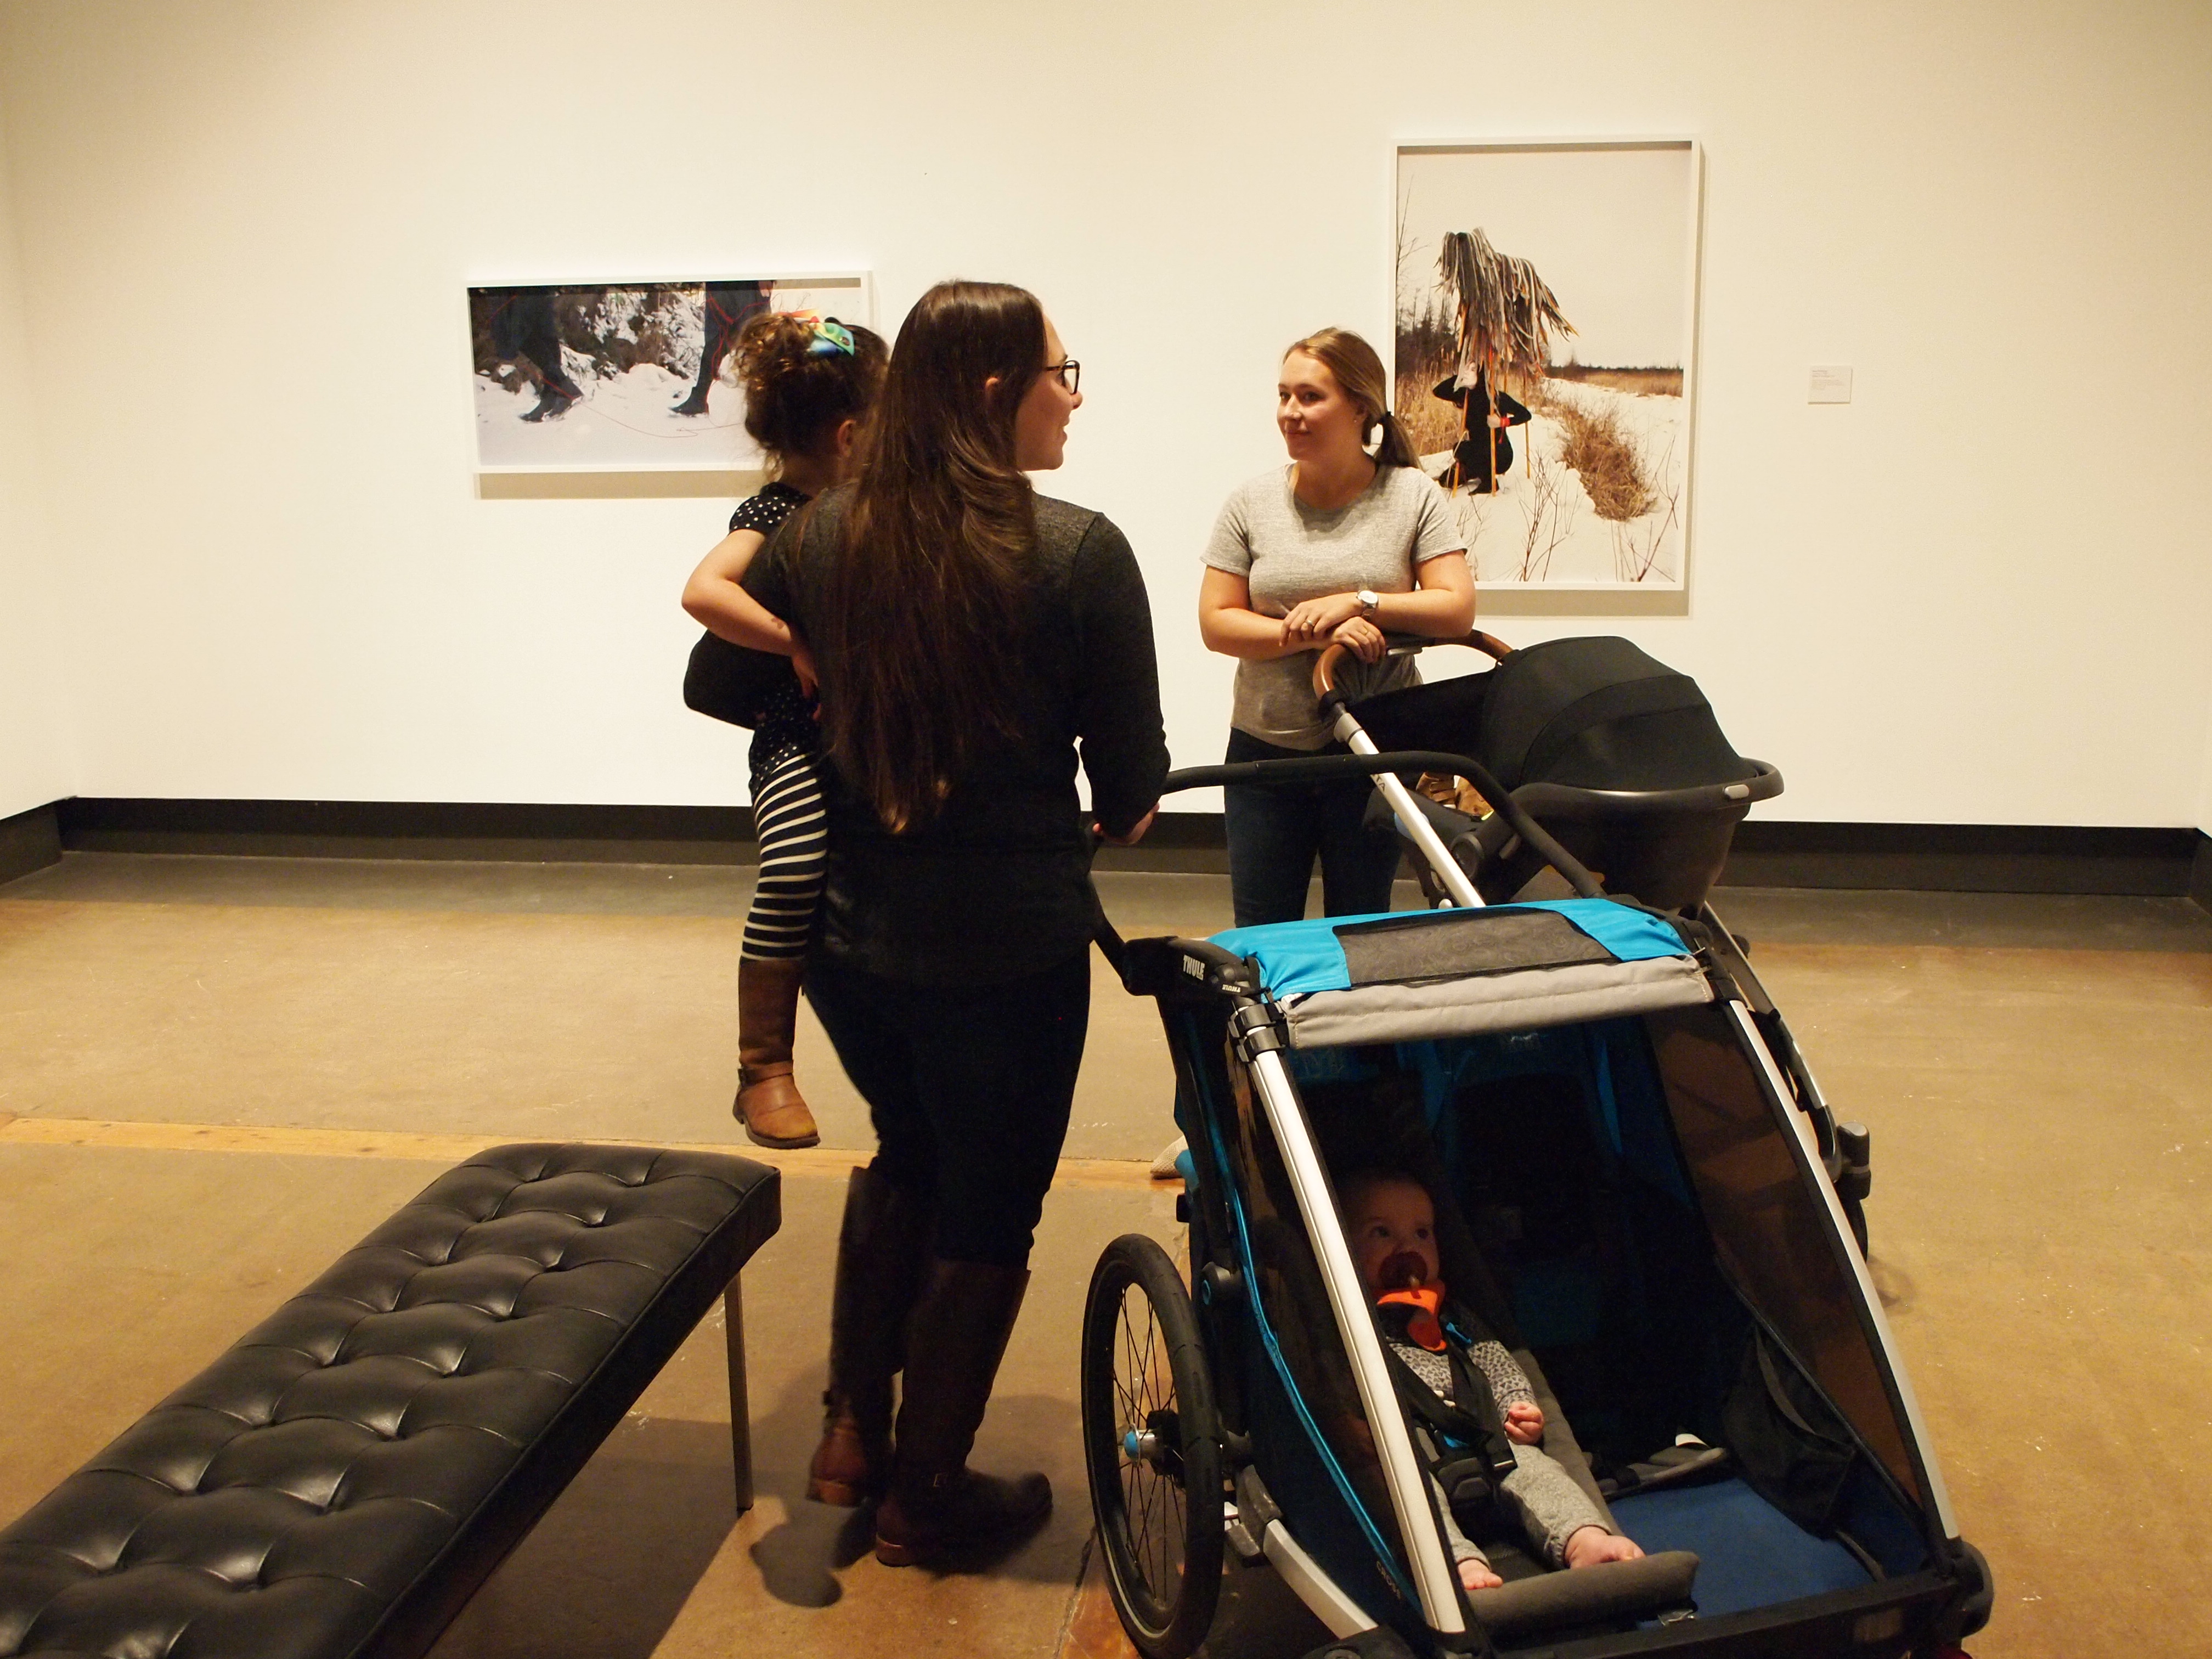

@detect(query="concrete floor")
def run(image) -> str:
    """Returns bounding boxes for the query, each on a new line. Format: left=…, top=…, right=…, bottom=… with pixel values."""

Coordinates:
left=2, top=853, right=2208, bottom=1657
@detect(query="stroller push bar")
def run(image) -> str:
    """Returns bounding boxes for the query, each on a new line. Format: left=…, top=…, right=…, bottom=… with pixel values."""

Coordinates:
left=1316, top=637, right=1488, bottom=906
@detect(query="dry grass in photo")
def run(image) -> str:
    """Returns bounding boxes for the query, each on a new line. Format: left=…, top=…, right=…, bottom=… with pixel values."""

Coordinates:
left=1395, top=384, right=1464, bottom=456
left=1532, top=387, right=1655, bottom=523
left=1394, top=302, right=1463, bottom=455
left=1545, top=364, right=1684, bottom=398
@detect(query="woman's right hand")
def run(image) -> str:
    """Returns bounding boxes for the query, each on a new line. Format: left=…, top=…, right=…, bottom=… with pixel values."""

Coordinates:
left=790, top=641, right=820, bottom=699
left=1280, top=591, right=1365, bottom=645
left=1331, top=615, right=1385, bottom=663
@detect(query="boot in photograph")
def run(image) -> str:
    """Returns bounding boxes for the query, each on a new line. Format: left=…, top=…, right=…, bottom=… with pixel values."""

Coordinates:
left=807, top=1164, right=931, bottom=1505
left=872, top=1260, right=1051, bottom=1567
left=734, top=955, right=820, bottom=1149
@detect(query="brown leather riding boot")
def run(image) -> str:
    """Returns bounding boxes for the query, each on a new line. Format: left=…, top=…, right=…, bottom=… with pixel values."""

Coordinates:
left=806, top=1165, right=931, bottom=1505
left=873, top=1260, right=1051, bottom=1567
left=734, top=956, right=820, bottom=1148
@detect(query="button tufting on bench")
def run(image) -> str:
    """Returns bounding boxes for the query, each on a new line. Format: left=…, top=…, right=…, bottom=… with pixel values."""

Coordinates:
left=0, top=1143, right=779, bottom=1659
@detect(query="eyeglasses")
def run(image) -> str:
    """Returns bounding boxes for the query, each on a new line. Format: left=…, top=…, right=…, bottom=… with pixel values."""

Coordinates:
left=1043, top=359, right=1080, bottom=395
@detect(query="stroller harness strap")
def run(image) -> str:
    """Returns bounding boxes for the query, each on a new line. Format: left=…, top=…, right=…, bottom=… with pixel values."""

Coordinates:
left=1379, top=1333, right=1519, bottom=1511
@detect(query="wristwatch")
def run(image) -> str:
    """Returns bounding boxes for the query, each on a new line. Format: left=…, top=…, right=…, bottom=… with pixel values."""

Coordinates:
left=1357, top=589, right=1381, bottom=618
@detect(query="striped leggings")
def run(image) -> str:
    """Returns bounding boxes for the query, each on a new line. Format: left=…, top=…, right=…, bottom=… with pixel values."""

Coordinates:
left=743, top=751, right=828, bottom=961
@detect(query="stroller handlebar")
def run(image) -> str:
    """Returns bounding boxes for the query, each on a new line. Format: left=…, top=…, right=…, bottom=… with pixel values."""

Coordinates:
left=1310, top=629, right=1514, bottom=699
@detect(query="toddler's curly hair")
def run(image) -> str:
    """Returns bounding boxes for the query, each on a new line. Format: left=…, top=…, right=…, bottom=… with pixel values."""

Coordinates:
left=732, top=311, right=888, bottom=468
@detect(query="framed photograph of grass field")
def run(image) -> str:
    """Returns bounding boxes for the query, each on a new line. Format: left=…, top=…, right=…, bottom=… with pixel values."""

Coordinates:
left=1396, top=140, right=1701, bottom=595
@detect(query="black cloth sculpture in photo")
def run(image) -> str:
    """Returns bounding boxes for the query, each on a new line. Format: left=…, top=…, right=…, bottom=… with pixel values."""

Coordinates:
left=1433, top=370, right=1532, bottom=494
left=482, top=287, right=588, bottom=424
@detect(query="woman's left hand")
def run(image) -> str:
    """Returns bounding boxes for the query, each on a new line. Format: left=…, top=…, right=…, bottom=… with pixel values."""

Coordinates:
left=1280, top=592, right=1364, bottom=645
left=1093, top=807, right=1158, bottom=847
left=1331, top=616, right=1386, bottom=664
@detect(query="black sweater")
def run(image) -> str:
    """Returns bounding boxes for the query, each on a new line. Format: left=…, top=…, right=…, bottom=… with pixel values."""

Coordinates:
left=748, top=486, right=1169, bottom=986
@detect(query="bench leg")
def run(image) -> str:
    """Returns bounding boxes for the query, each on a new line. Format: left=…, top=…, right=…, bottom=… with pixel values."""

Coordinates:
left=724, top=1279, right=753, bottom=1515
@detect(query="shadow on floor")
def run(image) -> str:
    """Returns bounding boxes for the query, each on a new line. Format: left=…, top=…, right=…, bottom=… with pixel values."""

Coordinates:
left=425, top=1417, right=738, bottom=1659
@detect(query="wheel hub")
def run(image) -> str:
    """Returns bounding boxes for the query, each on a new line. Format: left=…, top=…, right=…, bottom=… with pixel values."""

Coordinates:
left=1123, top=1408, right=1186, bottom=1478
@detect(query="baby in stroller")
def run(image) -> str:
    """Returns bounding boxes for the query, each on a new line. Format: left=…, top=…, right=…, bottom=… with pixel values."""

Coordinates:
left=1344, top=1168, right=1647, bottom=1593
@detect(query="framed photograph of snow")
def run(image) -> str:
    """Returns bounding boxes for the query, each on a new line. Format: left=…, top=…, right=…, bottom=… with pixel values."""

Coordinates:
left=1395, top=141, right=1701, bottom=594
left=466, top=274, right=873, bottom=476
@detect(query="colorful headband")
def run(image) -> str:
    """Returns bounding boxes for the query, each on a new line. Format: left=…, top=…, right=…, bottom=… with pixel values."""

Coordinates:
left=780, top=311, right=855, bottom=357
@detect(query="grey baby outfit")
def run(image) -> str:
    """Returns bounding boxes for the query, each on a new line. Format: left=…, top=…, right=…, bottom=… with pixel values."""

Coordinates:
left=1390, top=1335, right=1616, bottom=1572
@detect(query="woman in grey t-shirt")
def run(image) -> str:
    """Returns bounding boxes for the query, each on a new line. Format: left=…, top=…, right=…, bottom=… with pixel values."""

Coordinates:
left=1200, top=327, right=1473, bottom=926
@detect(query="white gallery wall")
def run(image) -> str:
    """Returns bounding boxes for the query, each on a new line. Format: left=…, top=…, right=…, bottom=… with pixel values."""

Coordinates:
left=0, top=93, right=70, bottom=822
left=0, top=0, right=2206, bottom=826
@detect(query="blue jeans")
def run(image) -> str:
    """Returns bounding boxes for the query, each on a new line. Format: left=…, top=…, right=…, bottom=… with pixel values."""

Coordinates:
left=1222, top=729, right=1403, bottom=927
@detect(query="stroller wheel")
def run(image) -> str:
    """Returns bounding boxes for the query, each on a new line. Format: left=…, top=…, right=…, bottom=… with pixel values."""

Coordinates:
left=1081, top=1234, right=1224, bottom=1659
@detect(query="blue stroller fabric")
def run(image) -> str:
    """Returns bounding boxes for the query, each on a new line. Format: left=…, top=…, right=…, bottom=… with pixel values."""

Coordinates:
left=1215, top=899, right=1691, bottom=995
left=1610, top=1480, right=1868, bottom=1618
left=1214, top=900, right=1712, bottom=1049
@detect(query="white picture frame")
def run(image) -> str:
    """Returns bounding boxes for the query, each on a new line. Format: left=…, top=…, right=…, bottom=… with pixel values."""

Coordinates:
left=465, top=273, right=874, bottom=478
left=1395, top=141, right=1702, bottom=596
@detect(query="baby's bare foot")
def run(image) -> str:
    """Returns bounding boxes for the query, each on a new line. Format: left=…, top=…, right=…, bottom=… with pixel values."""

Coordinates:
left=1562, top=1527, right=1646, bottom=1569
left=1458, top=1559, right=1503, bottom=1592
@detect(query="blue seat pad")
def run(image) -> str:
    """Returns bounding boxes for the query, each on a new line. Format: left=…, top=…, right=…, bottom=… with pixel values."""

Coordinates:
left=1611, top=1479, right=1868, bottom=1619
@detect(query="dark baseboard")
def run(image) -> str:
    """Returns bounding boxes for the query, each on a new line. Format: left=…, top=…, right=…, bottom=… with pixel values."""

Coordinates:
left=29, top=797, right=2212, bottom=900
left=1092, top=810, right=1229, bottom=873
left=1719, top=821, right=2202, bottom=897
left=0, top=803, right=62, bottom=885
left=56, top=797, right=760, bottom=866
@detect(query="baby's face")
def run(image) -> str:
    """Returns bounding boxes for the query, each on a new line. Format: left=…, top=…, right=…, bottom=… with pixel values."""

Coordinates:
left=1348, top=1176, right=1440, bottom=1296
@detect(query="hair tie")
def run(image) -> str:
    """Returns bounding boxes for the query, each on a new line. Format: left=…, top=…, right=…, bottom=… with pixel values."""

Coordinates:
left=780, top=310, right=855, bottom=357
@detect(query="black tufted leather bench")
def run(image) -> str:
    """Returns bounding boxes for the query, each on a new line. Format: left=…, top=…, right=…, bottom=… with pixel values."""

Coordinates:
left=0, top=1142, right=780, bottom=1659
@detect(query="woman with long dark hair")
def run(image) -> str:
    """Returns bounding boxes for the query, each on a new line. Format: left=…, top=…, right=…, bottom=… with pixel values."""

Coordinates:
left=744, top=280, right=1167, bottom=1567
left=1199, top=327, right=1474, bottom=926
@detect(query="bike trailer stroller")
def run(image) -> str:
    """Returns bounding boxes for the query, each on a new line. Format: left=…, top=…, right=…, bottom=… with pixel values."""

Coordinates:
left=1335, top=634, right=1783, bottom=915
left=1082, top=744, right=1990, bottom=1659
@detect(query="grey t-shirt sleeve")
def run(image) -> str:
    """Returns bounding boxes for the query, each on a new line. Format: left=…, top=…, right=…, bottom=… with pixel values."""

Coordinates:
left=1200, top=485, right=1255, bottom=577
left=1409, top=469, right=1469, bottom=565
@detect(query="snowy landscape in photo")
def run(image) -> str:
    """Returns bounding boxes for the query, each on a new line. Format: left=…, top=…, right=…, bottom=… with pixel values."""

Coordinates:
left=1421, top=377, right=1687, bottom=585
left=1396, top=143, right=1698, bottom=590
left=468, top=276, right=868, bottom=472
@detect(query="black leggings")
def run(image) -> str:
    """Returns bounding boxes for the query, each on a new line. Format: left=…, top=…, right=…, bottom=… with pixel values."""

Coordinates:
left=804, top=949, right=1089, bottom=1266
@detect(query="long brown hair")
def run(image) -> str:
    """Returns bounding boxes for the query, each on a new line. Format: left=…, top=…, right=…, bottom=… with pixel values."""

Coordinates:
left=817, top=280, right=1046, bottom=831
left=1286, top=327, right=1419, bottom=469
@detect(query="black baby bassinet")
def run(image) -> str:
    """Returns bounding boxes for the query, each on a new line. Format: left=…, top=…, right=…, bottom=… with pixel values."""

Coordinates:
left=1347, top=637, right=1782, bottom=913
